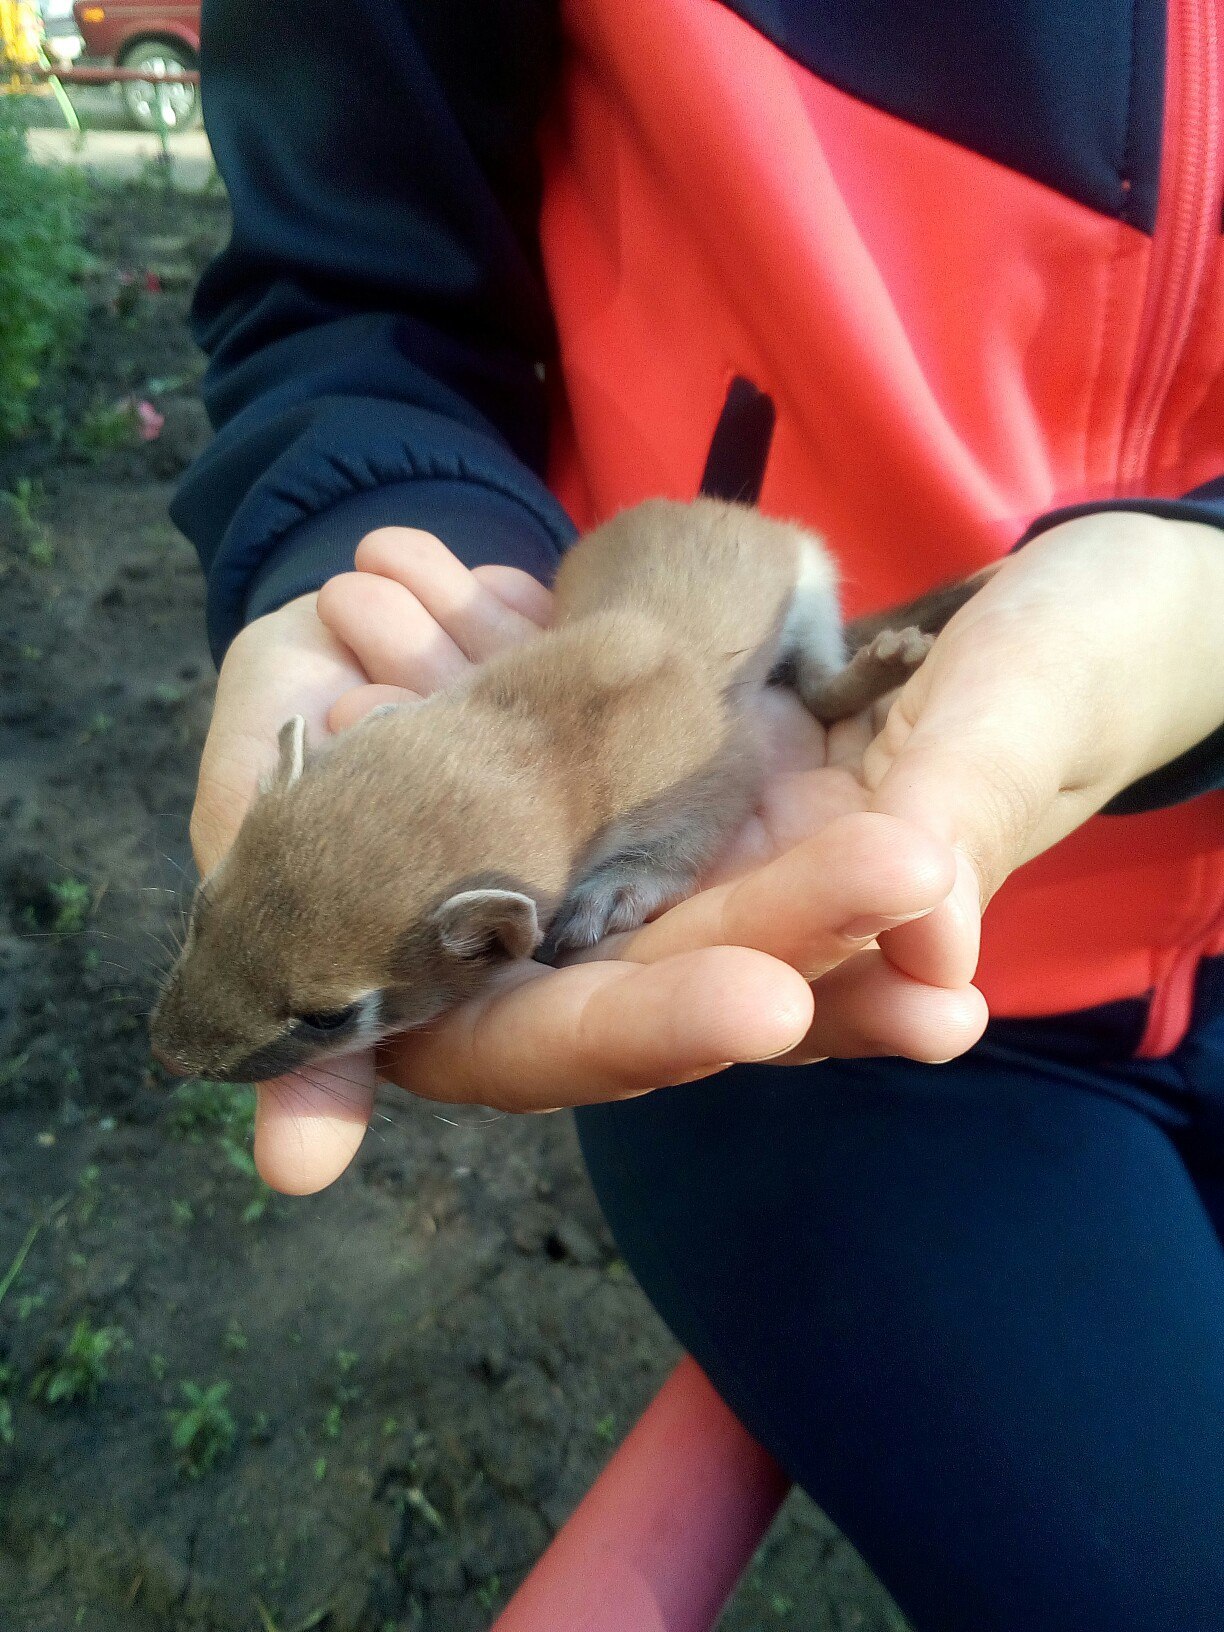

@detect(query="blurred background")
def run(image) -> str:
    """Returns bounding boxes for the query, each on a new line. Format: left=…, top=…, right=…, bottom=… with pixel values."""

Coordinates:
left=0, top=11, right=907, bottom=1628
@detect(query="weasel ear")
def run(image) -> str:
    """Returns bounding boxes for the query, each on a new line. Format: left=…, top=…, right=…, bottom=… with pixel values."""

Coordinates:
left=432, top=889, right=541, bottom=963
left=272, top=715, right=307, bottom=790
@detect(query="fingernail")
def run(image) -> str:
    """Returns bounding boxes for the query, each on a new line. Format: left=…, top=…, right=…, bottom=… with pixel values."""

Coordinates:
left=838, top=908, right=931, bottom=941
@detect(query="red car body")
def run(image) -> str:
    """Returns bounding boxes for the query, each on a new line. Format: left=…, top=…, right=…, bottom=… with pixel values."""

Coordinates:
left=71, top=1, right=200, bottom=64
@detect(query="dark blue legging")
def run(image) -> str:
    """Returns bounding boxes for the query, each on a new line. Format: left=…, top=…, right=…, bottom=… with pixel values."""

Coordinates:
left=575, top=957, right=1224, bottom=1632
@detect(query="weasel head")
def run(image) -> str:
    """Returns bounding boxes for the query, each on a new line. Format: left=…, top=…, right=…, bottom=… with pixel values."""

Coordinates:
left=149, top=714, right=547, bottom=1083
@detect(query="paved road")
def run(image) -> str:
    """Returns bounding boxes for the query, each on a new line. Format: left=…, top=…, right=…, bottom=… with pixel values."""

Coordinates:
left=20, top=86, right=214, bottom=190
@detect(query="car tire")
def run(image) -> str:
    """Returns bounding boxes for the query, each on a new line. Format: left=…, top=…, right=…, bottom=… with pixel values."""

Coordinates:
left=118, top=41, right=201, bottom=133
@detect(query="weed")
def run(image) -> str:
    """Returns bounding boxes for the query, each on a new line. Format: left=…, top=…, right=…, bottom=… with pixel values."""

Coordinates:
left=49, top=878, right=91, bottom=935
left=475, top=1577, right=502, bottom=1613
left=2, top=476, right=38, bottom=532
left=0, top=122, right=86, bottom=443
left=79, top=712, right=114, bottom=743
left=26, top=535, right=54, bottom=568
left=0, top=1051, right=29, bottom=1091
left=403, top=1485, right=445, bottom=1533
left=32, top=1317, right=129, bottom=1405
left=594, top=1411, right=617, bottom=1446
left=0, top=1360, right=15, bottom=1447
left=168, top=1380, right=236, bottom=1476
left=76, top=1163, right=101, bottom=1223
left=170, top=1198, right=194, bottom=1228
left=312, top=1456, right=327, bottom=1482
left=73, top=400, right=137, bottom=459
left=149, top=1353, right=168, bottom=1382
left=223, top=1319, right=248, bottom=1354
left=170, top=1081, right=272, bottom=1222
left=322, top=1404, right=342, bottom=1440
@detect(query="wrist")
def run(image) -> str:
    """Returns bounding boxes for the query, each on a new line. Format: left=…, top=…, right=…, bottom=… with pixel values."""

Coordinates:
left=1017, top=511, right=1224, bottom=795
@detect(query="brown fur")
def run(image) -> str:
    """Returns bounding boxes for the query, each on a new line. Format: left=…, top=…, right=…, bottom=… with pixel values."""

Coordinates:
left=150, top=498, right=984, bottom=1080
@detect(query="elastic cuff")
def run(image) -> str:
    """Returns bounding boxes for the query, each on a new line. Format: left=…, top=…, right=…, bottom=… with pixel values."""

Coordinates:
left=241, top=478, right=570, bottom=630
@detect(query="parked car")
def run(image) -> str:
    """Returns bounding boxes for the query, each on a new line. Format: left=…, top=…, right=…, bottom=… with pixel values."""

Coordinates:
left=71, top=0, right=201, bottom=132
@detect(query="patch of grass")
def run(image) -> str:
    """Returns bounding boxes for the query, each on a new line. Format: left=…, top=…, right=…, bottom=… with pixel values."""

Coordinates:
left=168, top=1380, right=237, bottom=1477
left=49, top=878, right=92, bottom=935
left=0, top=121, right=87, bottom=443
left=32, top=1317, right=129, bottom=1406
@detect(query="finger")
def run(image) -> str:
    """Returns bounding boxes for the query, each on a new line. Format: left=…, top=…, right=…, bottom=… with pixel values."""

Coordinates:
left=192, top=594, right=366, bottom=874
left=616, top=813, right=955, bottom=980
left=381, top=947, right=815, bottom=1111
left=876, top=850, right=982, bottom=989
left=253, top=1053, right=376, bottom=1194
left=355, top=527, right=542, bottom=661
left=316, top=572, right=471, bottom=691
left=327, top=683, right=421, bottom=733
left=472, top=563, right=554, bottom=626
left=777, top=948, right=989, bottom=1065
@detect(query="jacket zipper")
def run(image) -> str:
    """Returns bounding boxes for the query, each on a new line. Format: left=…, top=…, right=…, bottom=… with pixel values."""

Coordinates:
left=1118, top=0, right=1222, bottom=484
left=1129, top=0, right=1224, bottom=1057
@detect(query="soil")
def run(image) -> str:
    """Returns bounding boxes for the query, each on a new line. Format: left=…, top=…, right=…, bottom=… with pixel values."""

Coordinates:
left=0, top=180, right=908, bottom=1632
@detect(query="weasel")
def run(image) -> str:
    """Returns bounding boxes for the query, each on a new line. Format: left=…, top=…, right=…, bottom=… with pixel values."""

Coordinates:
left=151, top=498, right=991, bottom=1083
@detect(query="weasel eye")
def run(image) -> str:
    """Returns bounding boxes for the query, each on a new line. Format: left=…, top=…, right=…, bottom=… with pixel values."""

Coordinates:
left=293, top=1004, right=360, bottom=1035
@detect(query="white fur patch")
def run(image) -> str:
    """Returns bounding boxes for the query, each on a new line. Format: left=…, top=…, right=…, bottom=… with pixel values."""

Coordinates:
left=780, top=534, right=846, bottom=673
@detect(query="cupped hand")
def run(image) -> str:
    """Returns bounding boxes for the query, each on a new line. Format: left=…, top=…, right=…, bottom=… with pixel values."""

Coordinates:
left=201, top=508, right=1224, bottom=1195
left=313, top=529, right=981, bottom=1123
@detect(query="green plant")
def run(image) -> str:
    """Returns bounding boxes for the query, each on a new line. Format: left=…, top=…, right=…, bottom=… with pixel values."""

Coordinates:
left=0, top=1361, right=16, bottom=1447
left=168, top=1380, right=236, bottom=1476
left=170, top=1079, right=256, bottom=1141
left=49, top=878, right=91, bottom=934
left=0, top=120, right=86, bottom=443
left=32, top=1318, right=128, bottom=1405
left=72, top=399, right=137, bottom=458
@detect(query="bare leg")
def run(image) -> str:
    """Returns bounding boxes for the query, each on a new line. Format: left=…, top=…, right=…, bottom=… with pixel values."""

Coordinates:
left=795, top=627, right=933, bottom=724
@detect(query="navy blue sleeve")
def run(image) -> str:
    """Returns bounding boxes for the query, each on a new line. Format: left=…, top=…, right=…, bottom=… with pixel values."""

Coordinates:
left=1019, top=478, right=1224, bottom=813
left=170, top=0, right=575, bottom=664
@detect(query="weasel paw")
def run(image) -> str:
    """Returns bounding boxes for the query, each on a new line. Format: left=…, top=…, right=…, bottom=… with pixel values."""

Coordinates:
left=864, top=626, right=933, bottom=670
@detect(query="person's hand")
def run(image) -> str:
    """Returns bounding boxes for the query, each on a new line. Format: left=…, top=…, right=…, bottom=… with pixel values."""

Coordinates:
left=276, top=527, right=983, bottom=1194
left=186, top=554, right=562, bottom=1192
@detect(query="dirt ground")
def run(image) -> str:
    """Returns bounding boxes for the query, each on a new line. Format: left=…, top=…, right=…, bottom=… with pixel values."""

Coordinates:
left=0, top=180, right=908, bottom=1632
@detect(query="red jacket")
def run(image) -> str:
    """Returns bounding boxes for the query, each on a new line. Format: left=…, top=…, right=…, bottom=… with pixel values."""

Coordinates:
left=177, top=0, right=1224, bottom=1048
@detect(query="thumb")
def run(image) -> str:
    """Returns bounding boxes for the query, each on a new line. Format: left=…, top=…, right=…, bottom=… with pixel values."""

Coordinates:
left=861, top=664, right=1082, bottom=990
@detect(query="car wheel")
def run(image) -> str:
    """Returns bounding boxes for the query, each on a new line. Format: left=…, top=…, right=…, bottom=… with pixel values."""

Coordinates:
left=119, top=42, right=201, bottom=133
